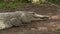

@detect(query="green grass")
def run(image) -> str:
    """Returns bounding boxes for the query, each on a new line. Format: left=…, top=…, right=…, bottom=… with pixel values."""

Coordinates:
left=0, top=2, right=26, bottom=10
left=0, top=2, right=6, bottom=8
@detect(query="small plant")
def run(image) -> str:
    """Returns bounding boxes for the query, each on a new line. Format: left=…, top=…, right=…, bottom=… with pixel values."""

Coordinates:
left=55, top=26, right=60, bottom=31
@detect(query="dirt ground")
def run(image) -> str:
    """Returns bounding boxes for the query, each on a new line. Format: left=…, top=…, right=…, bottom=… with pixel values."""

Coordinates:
left=0, top=3, right=60, bottom=34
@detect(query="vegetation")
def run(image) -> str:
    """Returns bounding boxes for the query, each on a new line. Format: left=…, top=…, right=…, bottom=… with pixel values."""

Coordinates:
left=0, top=0, right=60, bottom=9
left=48, top=0, right=60, bottom=4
